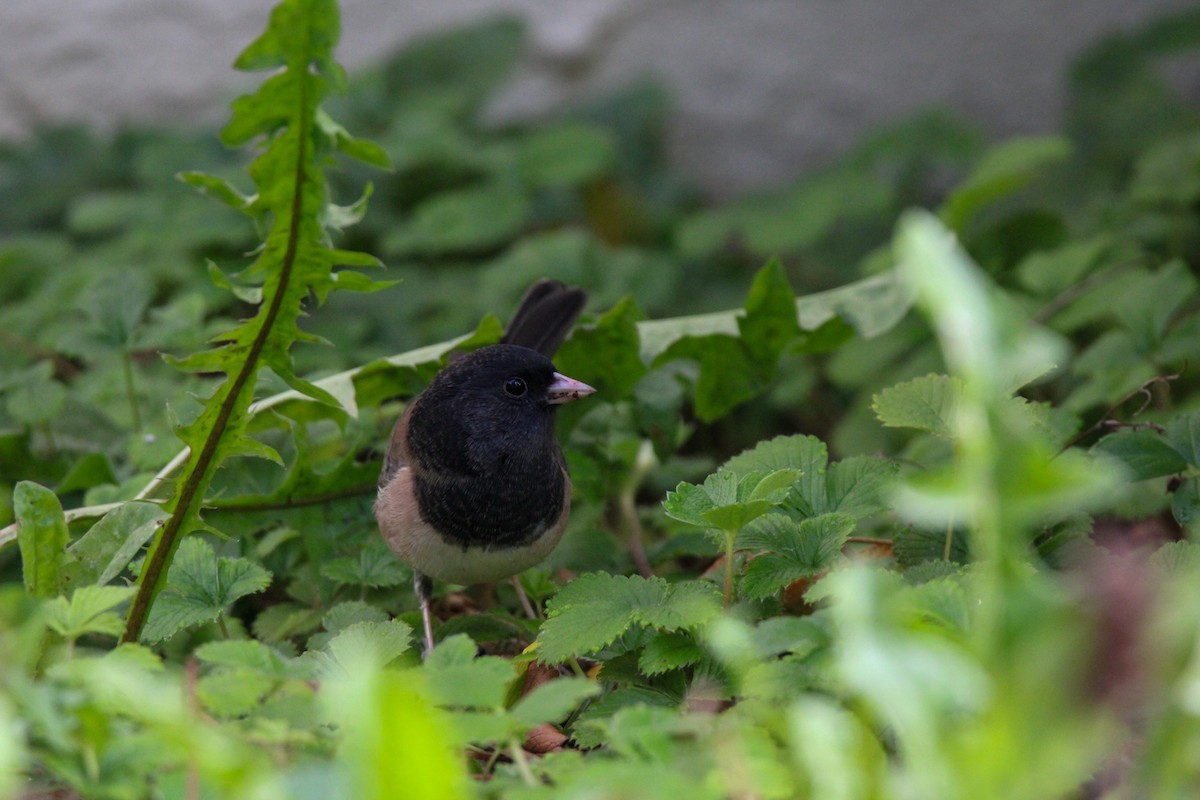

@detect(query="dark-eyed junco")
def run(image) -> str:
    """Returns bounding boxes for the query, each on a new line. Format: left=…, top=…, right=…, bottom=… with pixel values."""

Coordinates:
left=375, top=280, right=594, bottom=652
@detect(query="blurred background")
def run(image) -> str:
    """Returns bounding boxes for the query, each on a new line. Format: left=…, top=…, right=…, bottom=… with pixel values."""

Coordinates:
left=2, top=0, right=1198, bottom=198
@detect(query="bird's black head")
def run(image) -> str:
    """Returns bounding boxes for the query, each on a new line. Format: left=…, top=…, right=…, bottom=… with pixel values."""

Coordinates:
left=408, top=344, right=593, bottom=477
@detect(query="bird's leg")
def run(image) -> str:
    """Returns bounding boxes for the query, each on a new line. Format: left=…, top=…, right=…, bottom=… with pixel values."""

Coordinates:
left=414, top=570, right=436, bottom=656
left=511, top=575, right=538, bottom=619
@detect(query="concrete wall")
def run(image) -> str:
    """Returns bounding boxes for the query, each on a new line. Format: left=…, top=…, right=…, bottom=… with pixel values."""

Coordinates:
left=1, top=0, right=1196, bottom=197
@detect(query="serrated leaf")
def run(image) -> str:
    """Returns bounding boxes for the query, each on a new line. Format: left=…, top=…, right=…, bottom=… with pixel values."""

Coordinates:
left=320, top=538, right=408, bottom=588
left=125, top=0, right=388, bottom=642
left=510, top=678, right=600, bottom=726
left=309, top=619, right=413, bottom=676
left=322, top=601, right=389, bottom=633
left=663, top=482, right=717, bottom=528
left=537, top=574, right=720, bottom=664
left=739, top=514, right=854, bottom=600
left=140, top=537, right=272, bottom=643
left=638, top=631, right=705, bottom=676
left=423, top=635, right=513, bottom=710
left=872, top=374, right=961, bottom=437
left=14, top=481, right=69, bottom=599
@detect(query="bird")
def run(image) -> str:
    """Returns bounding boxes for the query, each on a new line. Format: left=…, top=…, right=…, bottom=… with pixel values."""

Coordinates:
left=374, top=280, right=594, bottom=653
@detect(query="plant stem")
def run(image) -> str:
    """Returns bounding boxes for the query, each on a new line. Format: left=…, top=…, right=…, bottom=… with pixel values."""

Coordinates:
left=509, top=738, right=537, bottom=787
left=122, top=347, right=142, bottom=432
left=943, top=520, right=954, bottom=561
left=723, top=530, right=737, bottom=607
left=217, top=614, right=230, bottom=639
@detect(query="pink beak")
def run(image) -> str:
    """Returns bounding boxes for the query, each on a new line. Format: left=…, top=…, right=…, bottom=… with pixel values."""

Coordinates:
left=547, top=372, right=596, bottom=405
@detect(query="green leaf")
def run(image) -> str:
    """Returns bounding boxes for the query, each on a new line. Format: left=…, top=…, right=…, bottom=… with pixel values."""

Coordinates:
left=320, top=538, right=409, bottom=588
left=537, top=574, right=721, bottom=664
left=140, top=537, right=272, bottom=643
left=553, top=296, right=647, bottom=406
left=940, top=136, right=1071, bottom=230
left=194, top=639, right=294, bottom=676
left=1171, top=477, right=1200, bottom=536
left=1092, top=430, right=1189, bottom=481
left=5, top=362, right=66, bottom=428
left=385, top=182, right=530, bottom=256
left=124, top=0, right=388, bottom=643
left=45, top=586, right=136, bottom=641
left=872, top=374, right=961, bottom=437
left=739, top=259, right=803, bottom=367
left=64, top=502, right=168, bottom=587
left=1166, top=412, right=1200, bottom=468
left=509, top=678, right=600, bottom=726
left=14, top=481, right=69, bottom=599
left=638, top=631, right=705, bottom=676
left=515, top=123, right=615, bottom=187
left=423, top=635, right=513, bottom=710
left=738, top=514, right=854, bottom=600
left=309, top=619, right=413, bottom=675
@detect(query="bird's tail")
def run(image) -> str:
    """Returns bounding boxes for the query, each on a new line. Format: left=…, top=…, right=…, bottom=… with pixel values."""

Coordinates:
left=501, top=279, right=588, bottom=357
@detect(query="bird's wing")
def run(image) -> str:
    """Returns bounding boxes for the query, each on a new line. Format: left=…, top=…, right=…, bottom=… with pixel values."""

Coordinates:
left=378, top=402, right=414, bottom=488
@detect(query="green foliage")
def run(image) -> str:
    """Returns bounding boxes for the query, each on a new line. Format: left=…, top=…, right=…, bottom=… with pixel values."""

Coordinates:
left=3, top=2, right=1200, bottom=798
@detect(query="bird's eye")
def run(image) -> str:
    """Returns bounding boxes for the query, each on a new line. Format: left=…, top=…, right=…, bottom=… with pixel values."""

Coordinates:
left=504, top=377, right=528, bottom=397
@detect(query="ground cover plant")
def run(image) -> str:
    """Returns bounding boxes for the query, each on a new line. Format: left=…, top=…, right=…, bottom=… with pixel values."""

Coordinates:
left=3, top=1, right=1200, bottom=797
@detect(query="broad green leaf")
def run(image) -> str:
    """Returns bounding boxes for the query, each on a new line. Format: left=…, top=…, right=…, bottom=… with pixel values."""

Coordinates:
left=515, top=123, right=615, bottom=187
left=384, top=182, right=530, bottom=256
left=64, top=502, right=167, bottom=587
left=872, top=374, right=961, bottom=437
left=940, top=136, right=1071, bottom=230
left=1166, top=412, right=1200, bottom=468
left=14, top=481, right=69, bottom=599
left=140, top=537, right=272, bottom=643
left=1092, top=430, right=1189, bottom=481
